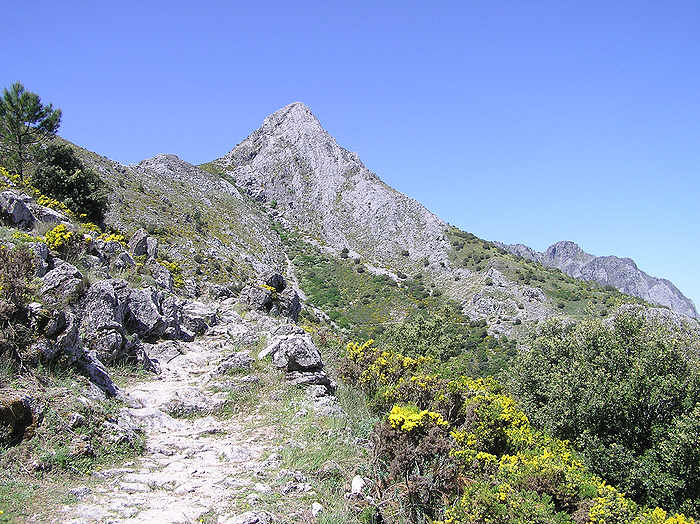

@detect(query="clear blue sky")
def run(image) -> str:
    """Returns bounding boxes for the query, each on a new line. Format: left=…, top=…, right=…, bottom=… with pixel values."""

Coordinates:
left=5, top=1, right=699, bottom=309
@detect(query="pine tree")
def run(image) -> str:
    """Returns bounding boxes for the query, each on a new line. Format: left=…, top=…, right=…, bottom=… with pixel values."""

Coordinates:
left=0, top=82, right=62, bottom=180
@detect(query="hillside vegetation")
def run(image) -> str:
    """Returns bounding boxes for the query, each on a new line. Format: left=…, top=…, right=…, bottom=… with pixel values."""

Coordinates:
left=1, top=87, right=698, bottom=523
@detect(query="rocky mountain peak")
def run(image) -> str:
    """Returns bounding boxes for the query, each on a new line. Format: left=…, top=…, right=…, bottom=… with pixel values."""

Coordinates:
left=210, top=103, right=450, bottom=269
left=256, top=101, right=326, bottom=144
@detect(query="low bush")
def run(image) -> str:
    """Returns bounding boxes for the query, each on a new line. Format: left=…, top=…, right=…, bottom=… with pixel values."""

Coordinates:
left=341, top=335, right=695, bottom=523
left=31, top=144, right=108, bottom=223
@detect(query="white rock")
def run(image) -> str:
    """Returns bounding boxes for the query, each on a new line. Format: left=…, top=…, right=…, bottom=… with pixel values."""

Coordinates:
left=311, top=502, right=323, bottom=516
left=351, top=475, right=365, bottom=495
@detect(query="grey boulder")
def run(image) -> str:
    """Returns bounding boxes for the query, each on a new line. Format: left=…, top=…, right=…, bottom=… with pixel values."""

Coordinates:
left=182, top=301, right=218, bottom=335
left=40, top=261, right=84, bottom=303
left=81, top=281, right=127, bottom=363
left=128, top=228, right=149, bottom=256
left=0, top=190, right=35, bottom=229
left=260, top=332, right=322, bottom=372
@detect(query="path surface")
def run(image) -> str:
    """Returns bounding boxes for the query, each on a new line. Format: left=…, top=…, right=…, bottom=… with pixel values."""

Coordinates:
left=62, top=307, right=290, bottom=524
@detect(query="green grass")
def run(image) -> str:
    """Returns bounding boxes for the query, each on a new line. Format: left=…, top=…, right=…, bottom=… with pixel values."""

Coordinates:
left=287, top=237, right=448, bottom=339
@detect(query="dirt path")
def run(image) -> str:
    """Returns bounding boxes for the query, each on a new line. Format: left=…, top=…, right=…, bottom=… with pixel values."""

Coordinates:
left=62, top=309, right=285, bottom=524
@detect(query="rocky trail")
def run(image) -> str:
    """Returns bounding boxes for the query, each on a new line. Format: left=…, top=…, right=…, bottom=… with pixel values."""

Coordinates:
left=60, top=303, right=346, bottom=524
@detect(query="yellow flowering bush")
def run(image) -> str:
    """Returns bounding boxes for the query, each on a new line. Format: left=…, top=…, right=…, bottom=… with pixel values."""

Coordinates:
left=44, top=224, right=77, bottom=253
left=387, top=404, right=447, bottom=432
left=158, top=259, right=185, bottom=289
left=11, top=231, right=44, bottom=244
left=342, top=338, right=695, bottom=523
left=36, top=194, right=73, bottom=216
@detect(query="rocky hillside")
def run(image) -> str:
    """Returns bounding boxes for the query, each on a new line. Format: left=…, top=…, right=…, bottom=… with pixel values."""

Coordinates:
left=500, top=240, right=698, bottom=318
left=202, top=102, right=700, bottom=333
left=68, top=143, right=289, bottom=290
left=206, top=102, right=451, bottom=271
left=2, top=97, right=700, bottom=522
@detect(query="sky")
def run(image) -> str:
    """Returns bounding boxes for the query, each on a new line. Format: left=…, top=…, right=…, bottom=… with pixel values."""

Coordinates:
left=4, top=1, right=700, bottom=308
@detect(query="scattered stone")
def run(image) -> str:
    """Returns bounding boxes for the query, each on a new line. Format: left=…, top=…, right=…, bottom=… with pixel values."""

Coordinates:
left=68, top=412, right=86, bottom=428
left=150, top=262, right=174, bottom=291
left=221, top=511, right=275, bottom=524
left=146, top=236, right=159, bottom=258
left=317, top=461, right=343, bottom=480
left=27, top=242, right=50, bottom=276
left=261, top=332, right=322, bottom=372
left=0, top=190, right=35, bottom=229
left=128, top=228, right=150, bottom=256
left=216, top=350, right=253, bottom=374
left=69, top=487, right=91, bottom=500
left=239, top=284, right=273, bottom=313
left=286, top=371, right=337, bottom=394
left=114, top=251, right=136, bottom=269
left=351, top=475, right=366, bottom=495
left=311, top=502, right=323, bottom=517
left=182, top=301, right=218, bottom=334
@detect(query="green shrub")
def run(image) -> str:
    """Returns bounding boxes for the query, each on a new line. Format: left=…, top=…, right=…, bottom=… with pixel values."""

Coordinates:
left=31, top=144, right=108, bottom=222
left=507, top=313, right=700, bottom=514
left=0, top=245, right=36, bottom=363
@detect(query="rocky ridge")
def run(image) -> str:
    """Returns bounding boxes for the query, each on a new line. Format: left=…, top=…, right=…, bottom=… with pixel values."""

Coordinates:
left=499, top=240, right=698, bottom=318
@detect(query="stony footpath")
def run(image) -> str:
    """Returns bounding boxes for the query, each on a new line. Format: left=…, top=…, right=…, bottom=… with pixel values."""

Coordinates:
left=60, top=303, right=343, bottom=524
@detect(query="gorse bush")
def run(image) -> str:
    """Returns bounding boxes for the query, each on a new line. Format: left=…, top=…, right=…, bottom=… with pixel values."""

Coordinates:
left=31, top=144, right=108, bottom=222
left=341, top=336, right=696, bottom=523
left=376, top=309, right=516, bottom=379
left=507, top=313, right=700, bottom=515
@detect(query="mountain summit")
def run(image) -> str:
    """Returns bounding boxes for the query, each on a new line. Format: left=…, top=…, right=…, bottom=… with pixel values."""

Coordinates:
left=206, top=102, right=698, bottom=320
left=209, top=102, right=450, bottom=269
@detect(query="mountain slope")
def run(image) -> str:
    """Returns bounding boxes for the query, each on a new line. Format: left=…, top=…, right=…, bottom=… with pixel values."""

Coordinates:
left=206, top=102, right=450, bottom=270
left=500, top=240, right=698, bottom=318
left=66, top=141, right=288, bottom=285
left=206, top=103, right=694, bottom=330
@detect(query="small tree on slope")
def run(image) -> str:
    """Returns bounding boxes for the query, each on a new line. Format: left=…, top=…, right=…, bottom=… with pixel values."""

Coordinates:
left=0, top=82, right=62, bottom=180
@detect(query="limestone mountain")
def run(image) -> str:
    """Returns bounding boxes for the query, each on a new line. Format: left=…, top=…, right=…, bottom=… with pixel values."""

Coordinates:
left=205, top=102, right=451, bottom=270
left=203, top=102, right=700, bottom=330
left=499, top=240, right=698, bottom=318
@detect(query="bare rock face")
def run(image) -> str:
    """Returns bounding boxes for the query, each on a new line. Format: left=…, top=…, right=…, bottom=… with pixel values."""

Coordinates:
left=40, top=261, right=84, bottom=303
left=272, top=287, right=301, bottom=322
left=128, top=228, right=150, bottom=256
left=0, top=190, right=35, bottom=229
left=149, top=262, right=173, bottom=291
left=239, top=284, right=273, bottom=312
left=51, top=311, right=121, bottom=397
left=81, top=281, right=127, bottom=364
left=181, top=301, right=218, bottom=335
left=116, top=285, right=166, bottom=341
left=27, top=242, right=50, bottom=277
left=239, top=276, right=301, bottom=322
left=500, top=240, right=698, bottom=318
left=210, top=102, right=451, bottom=270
